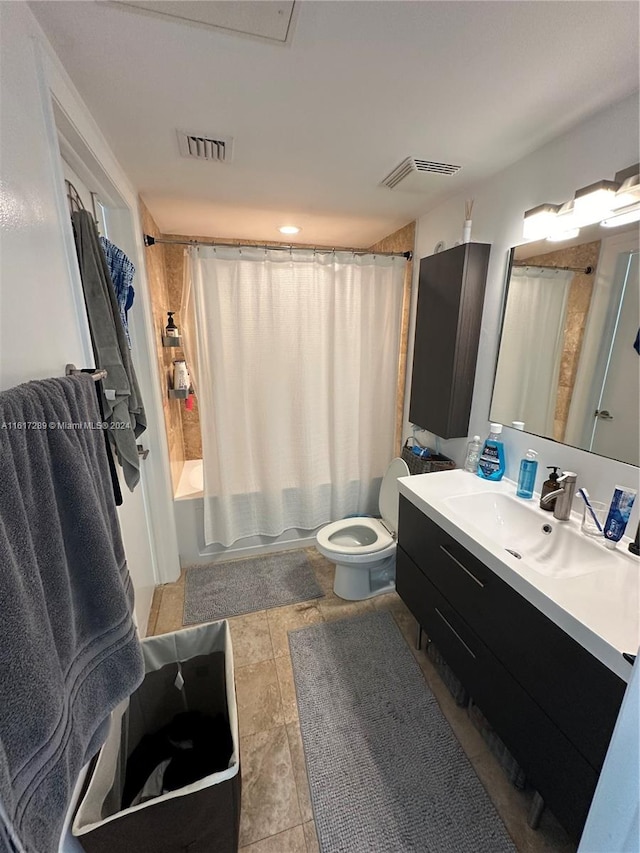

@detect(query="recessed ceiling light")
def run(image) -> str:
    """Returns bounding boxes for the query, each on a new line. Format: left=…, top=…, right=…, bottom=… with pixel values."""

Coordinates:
left=278, top=225, right=301, bottom=235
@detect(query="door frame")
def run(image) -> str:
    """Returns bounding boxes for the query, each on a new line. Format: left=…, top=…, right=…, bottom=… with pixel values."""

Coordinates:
left=33, top=32, right=180, bottom=587
left=564, top=228, right=639, bottom=454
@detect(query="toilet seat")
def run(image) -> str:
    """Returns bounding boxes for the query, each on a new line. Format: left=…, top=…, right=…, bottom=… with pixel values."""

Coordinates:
left=315, top=457, right=410, bottom=563
left=316, top=516, right=394, bottom=557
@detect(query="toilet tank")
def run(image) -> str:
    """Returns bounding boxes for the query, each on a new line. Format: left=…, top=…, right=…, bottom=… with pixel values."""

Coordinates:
left=378, top=457, right=410, bottom=533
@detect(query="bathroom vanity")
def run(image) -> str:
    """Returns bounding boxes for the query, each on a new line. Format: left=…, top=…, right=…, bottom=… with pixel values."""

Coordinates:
left=396, top=470, right=638, bottom=841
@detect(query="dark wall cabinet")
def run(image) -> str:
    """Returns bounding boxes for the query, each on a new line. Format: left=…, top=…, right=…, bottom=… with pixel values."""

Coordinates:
left=396, top=495, right=626, bottom=842
left=409, top=242, right=490, bottom=438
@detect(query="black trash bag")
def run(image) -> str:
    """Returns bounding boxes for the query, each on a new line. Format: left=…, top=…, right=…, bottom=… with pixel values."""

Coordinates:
left=122, top=710, right=233, bottom=808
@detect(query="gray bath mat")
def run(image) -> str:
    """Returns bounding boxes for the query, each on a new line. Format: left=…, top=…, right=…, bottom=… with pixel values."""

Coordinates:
left=183, top=550, right=323, bottom=623
left=289, top=610, right=516, bottom=852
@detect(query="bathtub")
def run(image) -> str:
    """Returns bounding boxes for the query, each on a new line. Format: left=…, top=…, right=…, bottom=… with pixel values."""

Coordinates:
left=173, top=459, right=319, bottom=566
left=175, top=459, right=204, bottom=499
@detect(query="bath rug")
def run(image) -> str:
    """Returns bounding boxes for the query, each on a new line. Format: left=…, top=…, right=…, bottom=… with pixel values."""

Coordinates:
left=183, top=550, right=323, bottom=623
left=289, top=610, right=516, bottom=853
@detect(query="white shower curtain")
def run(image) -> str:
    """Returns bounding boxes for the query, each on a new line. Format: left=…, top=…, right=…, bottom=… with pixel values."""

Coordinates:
left=492, top=266, right=572, bottom=436
left=184, top=246, right=405, bottom=547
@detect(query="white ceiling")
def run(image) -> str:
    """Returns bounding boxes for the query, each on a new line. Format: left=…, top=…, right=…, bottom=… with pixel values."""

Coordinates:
left=31, top=0, right=639, bottom=247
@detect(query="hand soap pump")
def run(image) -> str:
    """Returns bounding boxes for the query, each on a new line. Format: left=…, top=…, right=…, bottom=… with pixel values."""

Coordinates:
left=165, top=311, right=179, bottom=338
left=516, top=449, right=538, bottom=499
left=477, top=423, right=506, bottom=481
left=540, top=467, right=560, bottom=512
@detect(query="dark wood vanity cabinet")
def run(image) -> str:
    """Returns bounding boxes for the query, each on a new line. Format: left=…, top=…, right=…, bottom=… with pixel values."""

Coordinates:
left=409, top=242, right=490, bottom=438
left=396, top=495, right=626, bottom=842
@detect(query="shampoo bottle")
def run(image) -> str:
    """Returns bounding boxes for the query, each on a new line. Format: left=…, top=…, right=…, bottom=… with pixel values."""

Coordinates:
left=540, top=466, right=560, bottom=512
left=516, top=449, right=538, bottom=499
left=173, top=359, right=189, bottom=390
left=477, top=423, right=506, bottom=481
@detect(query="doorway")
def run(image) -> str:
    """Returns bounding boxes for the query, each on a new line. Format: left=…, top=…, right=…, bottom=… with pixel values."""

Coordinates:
left=589, top=249, right=639, bottom=464
left=58, top=151, right=159, bottom=630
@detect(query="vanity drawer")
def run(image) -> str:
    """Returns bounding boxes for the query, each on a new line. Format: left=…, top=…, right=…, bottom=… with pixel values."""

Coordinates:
left=399, top=495, right=493, bottom=609
left=398, top=496, right=626, bottom=771
left=396, top=547, right=599, bottom=841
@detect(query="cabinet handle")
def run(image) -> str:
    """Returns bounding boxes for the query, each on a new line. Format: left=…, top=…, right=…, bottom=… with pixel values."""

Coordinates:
left=439, top=545, right=485, bottom=588
left=434, top=608, right=477, bottom=659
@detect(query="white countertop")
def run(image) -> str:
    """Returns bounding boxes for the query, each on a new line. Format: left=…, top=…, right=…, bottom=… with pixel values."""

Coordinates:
left=398, top=469, right=640, bottom=682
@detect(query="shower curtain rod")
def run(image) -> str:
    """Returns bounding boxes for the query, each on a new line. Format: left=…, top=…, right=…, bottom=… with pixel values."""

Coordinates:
left=513, top=261, right=593, bottom=275
left=143, top=234, right=412, bottom=260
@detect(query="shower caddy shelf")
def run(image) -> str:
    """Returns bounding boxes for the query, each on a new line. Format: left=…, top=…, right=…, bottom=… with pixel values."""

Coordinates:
left=162, top=335, right=183, bottom=347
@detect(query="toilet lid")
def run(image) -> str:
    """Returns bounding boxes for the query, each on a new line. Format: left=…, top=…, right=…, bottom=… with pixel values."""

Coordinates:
left=378, top=456, right=410, bottom=532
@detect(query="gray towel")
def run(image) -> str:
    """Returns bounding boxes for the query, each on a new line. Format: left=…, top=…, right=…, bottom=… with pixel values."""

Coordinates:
left=72, top=210, right=146, bottom=491
left=0, top=374, right=144, bottom=853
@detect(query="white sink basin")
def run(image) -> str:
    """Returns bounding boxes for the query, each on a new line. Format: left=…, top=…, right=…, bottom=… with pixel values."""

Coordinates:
left=443, top=492, right=609, bottom=579
left=398, top=469, right=639, bottom=681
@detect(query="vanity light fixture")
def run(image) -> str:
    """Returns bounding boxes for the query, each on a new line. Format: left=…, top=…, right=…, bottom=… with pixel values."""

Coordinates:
left=522, top=163, right=640, bottom=239
left=278, top=225, right=301, bottom=235
left=547, top=228, right=580, bottom=242
left=545, top=200, right=577, bottom=235
left=522, top=203, right=561, bottom=240
left=611, top=173, right=640, bottom=210
left=573, top=179, right=619, bottom=219
left=600, top=201, right=640, bottom=228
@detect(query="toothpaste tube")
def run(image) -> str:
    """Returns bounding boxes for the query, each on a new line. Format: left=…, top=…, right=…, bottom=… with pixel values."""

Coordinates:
left=603, top=485, right=637, bottom=549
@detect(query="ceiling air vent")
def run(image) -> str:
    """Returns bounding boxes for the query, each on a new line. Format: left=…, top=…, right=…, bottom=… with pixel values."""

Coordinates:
left=177, top=131, right=234, bottom=163
left=381, top=157, right=461, bottom=191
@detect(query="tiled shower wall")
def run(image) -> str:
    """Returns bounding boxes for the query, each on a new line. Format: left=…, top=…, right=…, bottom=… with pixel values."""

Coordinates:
left=139, top=200, right=185, bottom=492
left=163, top=240, right=204, bottom=461
left=142, top=208, right=416, bottom=487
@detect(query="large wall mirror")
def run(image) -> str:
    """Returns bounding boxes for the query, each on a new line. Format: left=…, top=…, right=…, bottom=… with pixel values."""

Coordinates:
left=491, top=221, right=639, bottom=466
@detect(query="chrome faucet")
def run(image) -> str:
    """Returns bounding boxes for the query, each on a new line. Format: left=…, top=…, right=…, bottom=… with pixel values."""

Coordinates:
left=540, top=471, right=578, bottom=520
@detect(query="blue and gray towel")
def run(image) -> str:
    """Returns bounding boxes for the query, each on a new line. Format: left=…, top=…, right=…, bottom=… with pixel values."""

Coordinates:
left=99, top=235, right=135, bottom=347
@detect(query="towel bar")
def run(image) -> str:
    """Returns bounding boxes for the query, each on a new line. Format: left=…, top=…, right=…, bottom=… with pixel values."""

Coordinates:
left=65, top=363, right=108, bottom=382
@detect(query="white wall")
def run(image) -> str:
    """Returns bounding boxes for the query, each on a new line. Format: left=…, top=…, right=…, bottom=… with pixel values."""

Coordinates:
left=0, top=2, right=179, bottom=587
left=0, top=3, right=93, bottom=384
left=407, top=92, right=640, bottom=531
left=0, top=6, right=179, bottom=847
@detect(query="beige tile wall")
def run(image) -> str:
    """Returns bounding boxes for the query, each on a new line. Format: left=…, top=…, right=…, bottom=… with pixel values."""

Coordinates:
left=139, top=201, right=185, bottom=491
left=162, top=242, right=204, bottom=461
left=520, top=241, right=601, bottom=442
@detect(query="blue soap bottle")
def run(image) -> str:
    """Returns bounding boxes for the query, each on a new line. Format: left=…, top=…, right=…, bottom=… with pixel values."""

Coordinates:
left=477, top=423, right=506, bottom=481
left=516, top=449, right=538, bottom=499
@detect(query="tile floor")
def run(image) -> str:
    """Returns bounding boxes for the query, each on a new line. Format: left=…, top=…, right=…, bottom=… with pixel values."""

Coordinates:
left=147, top=548, right=577, bottom=853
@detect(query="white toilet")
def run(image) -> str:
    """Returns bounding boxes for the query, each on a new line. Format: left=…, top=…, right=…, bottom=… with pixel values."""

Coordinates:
left=315, top=457, right=410, bottom=600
